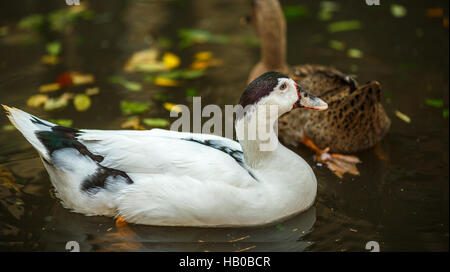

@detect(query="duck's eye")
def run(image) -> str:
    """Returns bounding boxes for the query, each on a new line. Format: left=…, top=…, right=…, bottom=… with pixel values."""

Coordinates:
left=280, top=83, right=287, bottom=90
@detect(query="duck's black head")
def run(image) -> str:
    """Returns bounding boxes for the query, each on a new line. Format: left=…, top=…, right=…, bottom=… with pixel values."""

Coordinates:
left=237, top=71, right=328, bottom=121
left=239, top=71, right=288, bottom=108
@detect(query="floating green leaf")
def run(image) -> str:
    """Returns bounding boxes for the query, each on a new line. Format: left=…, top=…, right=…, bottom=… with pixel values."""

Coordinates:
left=46, top=41, right=61, bottom=56
left=327, top=20, right=362, bottom=33
left=109, top=76, right=142, bottom=91
left=2, top=124, right=15, bottom=131
left=73, top=94, right=91, bottom=111
left=49, top=119, right=73, bottom=127
left=18, top=14, right=44, bottom=30
left=283, top=5, right=309, bottom=20
left=153, top=93, right=172, bottom=102
left=142, top=118, right=169, bottom=127
left=391, top=4, right=407, bottom=18
left=318, top=1, right=340, bottom=21
left=185, top=88, right=198, bottom=97
left=329, top=40, right=345, bottom=51
left=120, top=101, right=149, bottom=115
left=178, top=29, right=229, bottom=48
left=443, top=109, right=449, bottom=118
left=425, top=98, right=443, bottom=108
left=347, top=48, right=363, bottom=58
left=276, top=224, right=285, bottom=231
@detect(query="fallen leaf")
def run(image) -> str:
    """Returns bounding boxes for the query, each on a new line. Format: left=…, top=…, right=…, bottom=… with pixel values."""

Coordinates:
left=395, top=110, right=411, bottom=123
left=39, top=83, right=61, bottom=93
left=276, top=224, right=285, bottom=230
left=329, top=40, right=345, bottom=51
left=17, top=14, right=44, bottom=30
left=73, top=94, right=91, bottom=111
left=121, top=117, right=146, bottom=130
left=124, top=48, right=165, bottom=72
left=443, top=108, right=449, bottom=118
left=178, top=29, right=229, bottom=48
left=163, top=102, right=182, bottom=113
left=162, top=52, right=180, bottom=69
left=142, top=118, right=169, bottom=127
left=154, top=77, right=180, bottom=87
left=318, top=1, right=340, bottom=21
left=391, top=4, right=407, bottom=18
left=41, top=55, right=60, bottom=65
left=44, top=96, right=68, bottom=111
left=46, top=41, right=61, bottom=56
left=425, top=98, right=443, bottom=108
left=185, top=88, right=198, bottom=97
left=71, top=72, right=95, bottom=85
left=85, top=87, right=100, bottom=96
left=347, top=48, right=363, bottom=58
left=49, top=119, right=73, bottom=127
left=194, top=51, right=212, bottom=61
left=426, top=8, right=443, bottom=18
left=109, top=76, right=142, bottom=91
left=120, top=101, right=149, bottom=115
left=27, top=94, right=48, bottom=107
left=56, top=72, right=73, bottom=87
left=153, top=93, right=172, bottom=102
left=190, top=59, right=223, bottom=70
left=327, top=20, right=362, bottom=33
left=2, top=124, right=15, bottom=131
left=283, top=5, right=309, bottom=21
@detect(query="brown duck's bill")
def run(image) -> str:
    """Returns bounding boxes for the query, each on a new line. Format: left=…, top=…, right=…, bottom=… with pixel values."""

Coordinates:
left=293, top=85, right=328, bottom=111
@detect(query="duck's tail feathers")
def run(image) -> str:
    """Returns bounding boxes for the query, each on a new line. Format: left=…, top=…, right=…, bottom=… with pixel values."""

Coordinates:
left=2, top=105, right=57, bottom=160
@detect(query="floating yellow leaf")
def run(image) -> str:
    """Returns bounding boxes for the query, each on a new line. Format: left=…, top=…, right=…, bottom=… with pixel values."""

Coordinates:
left=41, top=55, right=60, bottom=65
left=155, top=77, right=180, bottom=87
left=85, top=87, right=100, bottom=96
left=39, top=83, right=61, bottom=93
left=73, top=94, right=91, bottom=111
left=27, top=94, right=49, bottom=107
left=194, top=51, right=212, bottom=61
left=162, top=52, right=180, bottom=69
left=395, top=110, right=411, bottom=123
left=124, top=48, right=163, bottom=72
left=121, top=117, right=146, bottom=130
left=71, top=72, right=95, bottom=85
left=163, top=102, right=182, bottom=113
left=44, top=96, right=68, bottom=111
left=190, top=58, right=223, bottom=70
left=190, top=61, right=209, bottom=70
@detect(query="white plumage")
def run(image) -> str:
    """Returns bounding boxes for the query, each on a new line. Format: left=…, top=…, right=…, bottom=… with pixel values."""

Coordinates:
left=3, top=72, right=327, bottom=227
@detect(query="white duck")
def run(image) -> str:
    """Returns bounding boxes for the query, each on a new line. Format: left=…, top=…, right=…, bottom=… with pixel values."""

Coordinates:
left=3, top=72, right=327, bottom=227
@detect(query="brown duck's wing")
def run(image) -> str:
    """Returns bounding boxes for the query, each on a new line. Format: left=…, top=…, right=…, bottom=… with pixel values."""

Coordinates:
left=279, top=78, right=391, bottom=153
left=288, top=64, right=358, bottom=97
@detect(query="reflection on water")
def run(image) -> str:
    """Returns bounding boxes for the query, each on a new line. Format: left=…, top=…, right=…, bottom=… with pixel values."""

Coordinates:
left=0, top=0, right=448, bottom=251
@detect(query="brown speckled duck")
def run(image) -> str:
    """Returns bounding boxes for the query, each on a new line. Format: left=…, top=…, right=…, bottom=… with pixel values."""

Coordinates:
left=246, top=0, right=391, bottom=177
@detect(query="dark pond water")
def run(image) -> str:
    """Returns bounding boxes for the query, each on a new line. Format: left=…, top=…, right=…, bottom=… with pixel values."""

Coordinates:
left=0, top=0, right=448, bottom=252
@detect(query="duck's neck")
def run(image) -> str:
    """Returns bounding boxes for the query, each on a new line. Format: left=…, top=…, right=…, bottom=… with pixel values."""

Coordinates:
left=256, top=0, right=288, bottom=71
left=235, top=105, right=283, bottom=169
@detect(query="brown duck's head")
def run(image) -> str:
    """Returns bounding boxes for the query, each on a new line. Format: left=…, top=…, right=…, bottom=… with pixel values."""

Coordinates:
left=242, top=0, right=288, bottom=77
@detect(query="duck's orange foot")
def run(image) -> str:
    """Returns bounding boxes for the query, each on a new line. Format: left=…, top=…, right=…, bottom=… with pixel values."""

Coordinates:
left=301, top=137, right=361, bottom=178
